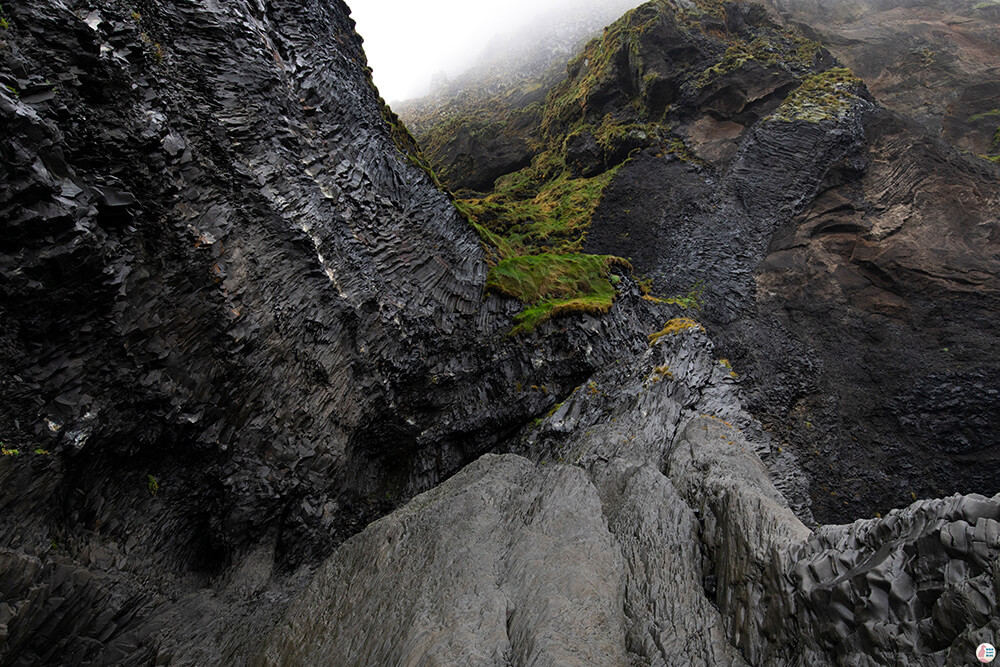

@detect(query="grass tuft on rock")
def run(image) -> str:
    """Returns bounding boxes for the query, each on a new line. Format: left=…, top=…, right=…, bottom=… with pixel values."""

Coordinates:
left=648, top=318, right=705, bottom=345
left=487, top=254, right=631, bottom=334
left=457, top=154, right=620, bottom=258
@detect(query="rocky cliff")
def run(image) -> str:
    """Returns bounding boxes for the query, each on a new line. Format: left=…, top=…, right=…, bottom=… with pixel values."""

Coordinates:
left=1, top=0, right=998, bottom=665
left=0, top=0, right=656, bottom=662
left=762, top=0, right=1000, bottom=159
left=405, top=0, right=1000, bottom=524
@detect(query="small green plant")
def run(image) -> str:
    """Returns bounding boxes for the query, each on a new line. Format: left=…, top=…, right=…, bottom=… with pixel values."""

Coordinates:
left=4, top=84, right=18, bottom=98
left=648, top=318, right=705, bottom=345
left=1, top=448, right=21, bottom=457
left=0, top=17, right=10, bottom=30
left=665, top=281, right=706, bottom=310
left=34, top=448, right=51, bottom=455
left=138, top=32, right=165, bottom=63
left=147, top=474, right=159, bottom=496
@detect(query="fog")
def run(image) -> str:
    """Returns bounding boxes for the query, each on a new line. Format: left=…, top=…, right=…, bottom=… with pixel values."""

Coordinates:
left=349, top=0, right=642, bottom=103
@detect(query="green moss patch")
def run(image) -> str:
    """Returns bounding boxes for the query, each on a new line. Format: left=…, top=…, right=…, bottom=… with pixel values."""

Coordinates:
left=487, top=254, right=631, bottom=334
left=457, top=156, right=619, bottom=258
left=647, top=318, right=705, bottom=345
left=696, top=34, right=821, bottom=89
left=772, top=67, right=865, bottom=123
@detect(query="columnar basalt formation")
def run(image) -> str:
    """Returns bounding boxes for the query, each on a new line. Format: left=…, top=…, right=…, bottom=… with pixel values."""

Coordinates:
left=257, top=327, right=999, bottom=666
left=1, top=0, right=998, bottom=664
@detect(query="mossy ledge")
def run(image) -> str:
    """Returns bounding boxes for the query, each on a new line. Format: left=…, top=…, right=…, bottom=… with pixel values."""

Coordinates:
left=452, top=1, right=709, bottom=334
left=438, top=0, right=848, bottom=332
left=771, top=67, right=865, bottom=123
left=486, top=253, right=632, bottom=335
left=648, top=318, right=705, bottom=345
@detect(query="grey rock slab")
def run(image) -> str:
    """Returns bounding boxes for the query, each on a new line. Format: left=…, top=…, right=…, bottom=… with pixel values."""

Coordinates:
left=254, top=454, right=628, bottom=667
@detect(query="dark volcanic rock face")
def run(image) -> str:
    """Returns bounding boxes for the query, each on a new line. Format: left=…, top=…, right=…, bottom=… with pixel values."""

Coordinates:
left=0, top=0, right=660, bottom=662
left=0, top=0, right=492, bottom=565
left=591, top=95, right=1000, bottom=522
left=2, top=0, right=999, bottom=664
left=561, top=2, right=1000, bottom=523
left=256, top=326, right=1000, bottom=666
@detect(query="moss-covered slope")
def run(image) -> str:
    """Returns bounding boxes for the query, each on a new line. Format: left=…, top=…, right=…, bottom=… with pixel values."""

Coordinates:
left=421, top=0, right=865, bottom=333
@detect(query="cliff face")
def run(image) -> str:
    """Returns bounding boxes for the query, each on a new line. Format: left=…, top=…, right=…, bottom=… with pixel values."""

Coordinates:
left=0, top=0, right=657, bottom=662
left=395, top=0, right=644, bottom=193
left=0, top=0, right=497, bottom=561
left=576, top=3, right=1000, bottom=522
left=762, top=0, right=1000, bottom=158
left=407, top=0, right=1000, bottom=523
left=258, top=326, right=999, bottom=666
left=1, top=0, right=999, bottom=664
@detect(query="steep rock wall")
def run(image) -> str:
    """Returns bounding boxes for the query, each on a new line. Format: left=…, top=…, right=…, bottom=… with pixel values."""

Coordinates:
left=0, top=0, right=663, bottom=662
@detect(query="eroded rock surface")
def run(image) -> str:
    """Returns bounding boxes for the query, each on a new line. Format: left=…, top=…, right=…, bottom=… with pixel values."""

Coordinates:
left=257, top=327, right=999, bottom=666
left=763, top=0, right=1000, bottom=158
left=0, top=0, right=658, bottom=662
left=2, top=0, right=998, bottom=664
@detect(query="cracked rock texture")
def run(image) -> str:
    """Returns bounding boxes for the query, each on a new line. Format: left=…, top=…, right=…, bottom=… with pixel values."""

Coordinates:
left=2, top=0, right=999, bottom=664
left=257, top=328, right=999, bottom=666
left=762, top=0, right=1000, bottom=157
left=0, top=0, right=659, bottom=662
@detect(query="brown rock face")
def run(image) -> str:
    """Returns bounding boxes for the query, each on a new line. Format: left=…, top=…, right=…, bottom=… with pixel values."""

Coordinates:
left=751, top=107, right=1000, bottom=519
left=764, top=0, right=1000, bottom=158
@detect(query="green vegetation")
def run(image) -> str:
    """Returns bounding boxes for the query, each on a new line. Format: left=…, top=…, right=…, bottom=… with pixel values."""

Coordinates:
left=1, top=447, right=20, bottom=456
left=147, top=474, right=159, bottom=496
left=457, top=154, right=620, bottom=257
left=457, top=146, right=630, bottom=333
left=696, top=34, right=821, bottom=89
left=138, top=31, right=164, bottom=63
left=648, top=318, right=705, bottom=345
left=430, top=0, right=831, bottom=331
left=452, top=3, right=712, bottom=333
left=642, top=280, right=706, bottom=310
left=486, top=253, right=631, bottom=334
left=772, top=68, right=865, bottom=123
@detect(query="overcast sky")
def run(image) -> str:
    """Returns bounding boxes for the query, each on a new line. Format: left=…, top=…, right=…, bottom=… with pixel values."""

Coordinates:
left=349, top=0, right=613, bottom=103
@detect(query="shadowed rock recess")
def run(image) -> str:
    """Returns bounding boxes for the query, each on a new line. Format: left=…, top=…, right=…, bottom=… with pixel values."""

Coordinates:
left=0, top=1, right=997, bottom=666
